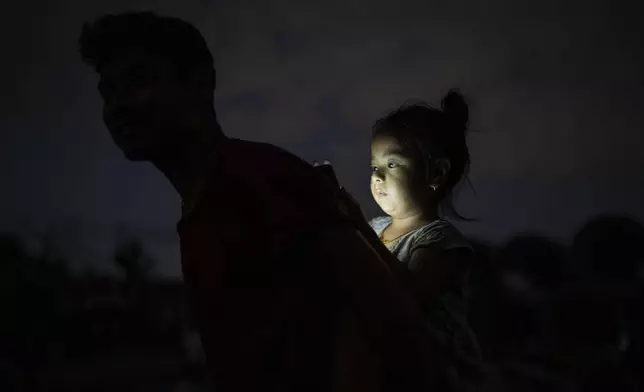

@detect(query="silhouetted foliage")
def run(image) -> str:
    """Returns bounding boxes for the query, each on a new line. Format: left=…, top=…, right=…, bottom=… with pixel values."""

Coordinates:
left=572, top=215, right=644, bottom=286
left=3, top=213, right=644, bottom=391
left=0, top=233, right=71, bottom=391
left=467, top=216, right=644, bottom=391
left=498, top=233, right=569, bottom=291
left=113, top=238, right=154, bottom=283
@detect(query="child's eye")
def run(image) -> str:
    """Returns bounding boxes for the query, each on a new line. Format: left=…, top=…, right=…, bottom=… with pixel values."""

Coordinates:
left=387, top=162, right=398, bottom=169
left=371, top=166, right=378, bottom=172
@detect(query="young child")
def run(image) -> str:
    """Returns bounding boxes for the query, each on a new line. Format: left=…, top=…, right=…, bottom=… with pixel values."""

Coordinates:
left=367, top=90, right=480, bottom=362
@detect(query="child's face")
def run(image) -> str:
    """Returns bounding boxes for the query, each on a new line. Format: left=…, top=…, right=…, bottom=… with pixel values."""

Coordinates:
left=370, top=135, right=427, bottom=219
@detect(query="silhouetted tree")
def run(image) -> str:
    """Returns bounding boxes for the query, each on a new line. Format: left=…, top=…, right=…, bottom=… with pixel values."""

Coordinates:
left=571, top=215, right=644, bottom=390
left=467, top=234, right=568, bottom=362
left=112, top=238, right=154, bottom=284
left=497, top=233, right=569, bottom=292
left=0, top=233, right=70, bottom=391
left=571, top=215, right=644, bottom=286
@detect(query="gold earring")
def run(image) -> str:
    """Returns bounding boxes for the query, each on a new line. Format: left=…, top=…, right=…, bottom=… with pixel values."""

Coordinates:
left=430, top=184, right=439, bottom=191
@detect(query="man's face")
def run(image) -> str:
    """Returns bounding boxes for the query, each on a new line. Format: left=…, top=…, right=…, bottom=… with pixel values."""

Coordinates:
left=97, top=52, right=195, bottom=161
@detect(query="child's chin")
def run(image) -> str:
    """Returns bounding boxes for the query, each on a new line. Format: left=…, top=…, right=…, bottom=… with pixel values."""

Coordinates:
left=375, top=201, right=395, bottom=216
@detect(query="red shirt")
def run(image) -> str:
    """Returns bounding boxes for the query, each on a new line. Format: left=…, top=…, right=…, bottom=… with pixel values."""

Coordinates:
left=177, top=138, right=350, bottom=391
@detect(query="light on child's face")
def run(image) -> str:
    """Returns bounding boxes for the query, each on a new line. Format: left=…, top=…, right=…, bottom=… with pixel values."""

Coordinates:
left=370, top=135, right=423, bottom=219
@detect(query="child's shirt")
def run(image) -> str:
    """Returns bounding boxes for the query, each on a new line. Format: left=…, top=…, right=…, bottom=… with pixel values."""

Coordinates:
left=369, top=216, right=481, bottom=360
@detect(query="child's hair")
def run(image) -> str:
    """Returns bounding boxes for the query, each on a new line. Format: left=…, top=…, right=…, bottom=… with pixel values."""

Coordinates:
left=372, top=89, right=471, bottom=219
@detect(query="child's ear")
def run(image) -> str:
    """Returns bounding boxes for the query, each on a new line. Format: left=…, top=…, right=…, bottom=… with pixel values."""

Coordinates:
left=429, top=158, right=451, bottom=186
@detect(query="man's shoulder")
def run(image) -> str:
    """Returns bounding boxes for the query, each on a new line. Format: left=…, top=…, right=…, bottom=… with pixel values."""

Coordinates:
left=220, top=138, right=333, bottom=201
left=225, top=138, right=309, bottom=169
left=209, top=138, right=344, bottom=237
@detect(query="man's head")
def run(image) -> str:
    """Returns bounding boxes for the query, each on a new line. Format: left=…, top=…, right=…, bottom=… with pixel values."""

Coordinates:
left=79, top=11, right=217, bottom=161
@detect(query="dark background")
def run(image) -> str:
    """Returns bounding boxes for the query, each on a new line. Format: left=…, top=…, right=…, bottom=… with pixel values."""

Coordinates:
left=3, top=0, right=643, bottom=277
left=2, top=1, right=644, bottom=391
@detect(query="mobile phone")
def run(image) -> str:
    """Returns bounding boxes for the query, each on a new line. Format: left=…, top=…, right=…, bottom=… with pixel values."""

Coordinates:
left=315, top=162, right=341, bottom=188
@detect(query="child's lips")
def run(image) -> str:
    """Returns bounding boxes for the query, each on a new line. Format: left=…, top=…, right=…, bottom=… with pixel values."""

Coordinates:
left=376, top=190, right=388, bottom=197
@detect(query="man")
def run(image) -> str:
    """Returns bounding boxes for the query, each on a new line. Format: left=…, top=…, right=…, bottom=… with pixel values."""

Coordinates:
left=78, top=11, right=444, bottom=391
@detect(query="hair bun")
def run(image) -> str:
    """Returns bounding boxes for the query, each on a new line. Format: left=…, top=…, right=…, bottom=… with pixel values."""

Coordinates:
left=441, top=89, right=469, bottom=132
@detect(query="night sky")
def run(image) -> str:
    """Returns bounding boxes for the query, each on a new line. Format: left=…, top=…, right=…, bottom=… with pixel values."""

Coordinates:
left=2, top=0, right=643, bottom=276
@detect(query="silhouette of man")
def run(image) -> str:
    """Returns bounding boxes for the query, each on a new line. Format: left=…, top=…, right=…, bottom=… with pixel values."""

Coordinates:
left=79, top=11, right=442, bottom=392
